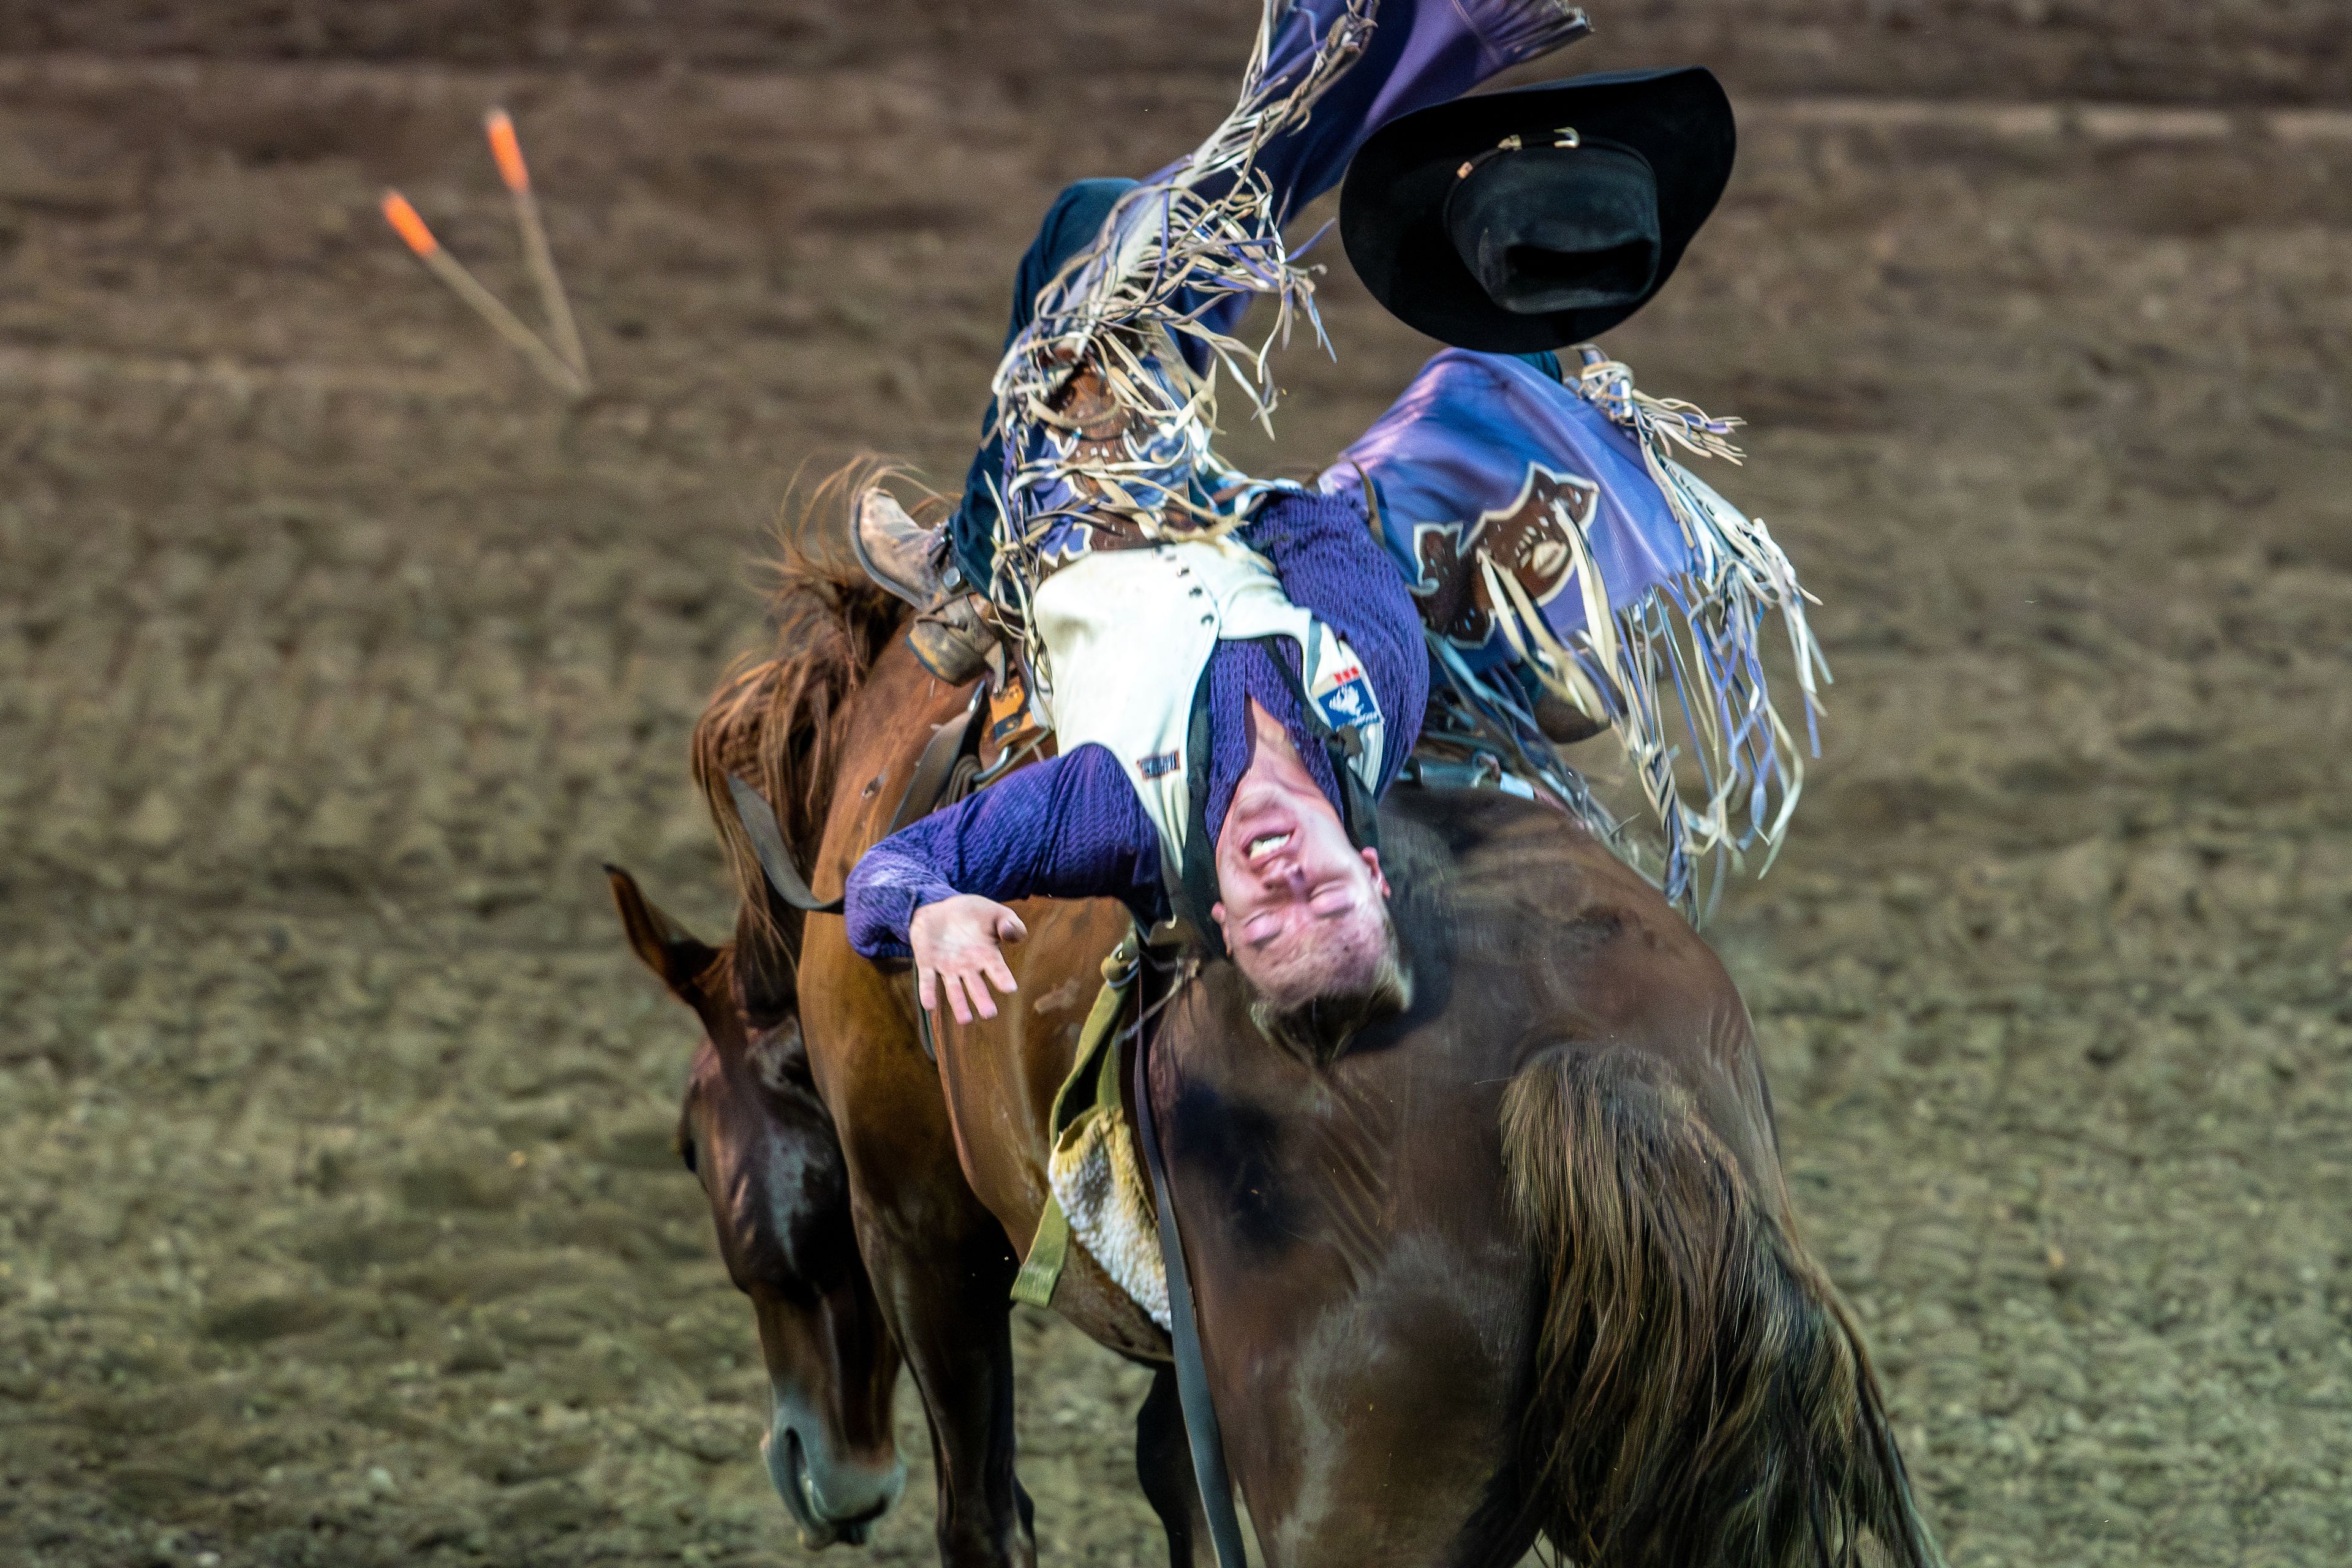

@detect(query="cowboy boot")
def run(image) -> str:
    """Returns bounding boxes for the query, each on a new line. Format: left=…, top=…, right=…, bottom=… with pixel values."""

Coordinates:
left=854, top=488, right=951, bottom=608
left=854, top=488, right=994, bottom=685
left=907, top=595, right=994, bottom=686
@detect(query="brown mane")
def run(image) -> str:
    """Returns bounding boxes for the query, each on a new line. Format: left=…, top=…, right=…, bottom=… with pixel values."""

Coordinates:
left=690, top=458, right=938, bottom=960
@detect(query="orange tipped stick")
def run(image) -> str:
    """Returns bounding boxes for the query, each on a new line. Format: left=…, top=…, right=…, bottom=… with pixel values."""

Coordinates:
left=382, top=187, right=586, bottom=396
left=382, top=190, right=438, bottom=256
left=486, top=108, right=530, bottom=193
left=486, top=108, right=588, bottom=381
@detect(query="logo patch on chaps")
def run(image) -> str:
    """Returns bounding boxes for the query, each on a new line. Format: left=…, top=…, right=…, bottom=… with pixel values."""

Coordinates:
left=1135, top=750, right=1182, bottom=781
left=1410, top=464, right=1600, bottom=650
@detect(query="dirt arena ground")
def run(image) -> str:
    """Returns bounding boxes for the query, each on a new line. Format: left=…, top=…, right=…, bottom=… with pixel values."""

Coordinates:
left=2, top=4, right=2348, bottom=1564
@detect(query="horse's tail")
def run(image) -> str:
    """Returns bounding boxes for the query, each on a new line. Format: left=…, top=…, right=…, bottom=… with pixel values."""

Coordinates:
left=691, top=457, right=924, bottom=967
left=1501, top=1044, right=1941, bottom=1568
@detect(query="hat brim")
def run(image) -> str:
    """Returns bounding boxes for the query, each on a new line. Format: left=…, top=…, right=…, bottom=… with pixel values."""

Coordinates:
left=1340, top=67, right=1735, bottom=354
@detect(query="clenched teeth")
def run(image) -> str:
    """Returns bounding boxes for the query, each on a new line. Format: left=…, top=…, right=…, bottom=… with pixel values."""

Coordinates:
left=1246, top=832, right=1292, bottom=862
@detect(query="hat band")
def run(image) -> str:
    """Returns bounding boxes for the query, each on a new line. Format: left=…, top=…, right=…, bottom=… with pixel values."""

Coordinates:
left=1453, top=126, right=1583, bottom=183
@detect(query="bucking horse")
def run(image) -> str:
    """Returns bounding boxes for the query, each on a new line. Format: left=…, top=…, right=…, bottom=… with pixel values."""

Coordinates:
left=610, top=469, right=1940, bottom=1567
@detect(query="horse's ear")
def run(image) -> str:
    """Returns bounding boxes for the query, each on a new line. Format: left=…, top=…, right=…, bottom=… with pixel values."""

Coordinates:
left=606, top=864, right=720, bottom=999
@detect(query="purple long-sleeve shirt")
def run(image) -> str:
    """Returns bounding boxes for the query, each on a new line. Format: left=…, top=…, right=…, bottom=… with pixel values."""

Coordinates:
left=846, top=490, right=1426, bottom=959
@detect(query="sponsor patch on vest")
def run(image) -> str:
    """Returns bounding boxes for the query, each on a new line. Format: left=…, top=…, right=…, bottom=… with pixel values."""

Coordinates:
left=1135, top=749, right=1182, bottom=781
left=1311, top=664, right=1379, bottom=733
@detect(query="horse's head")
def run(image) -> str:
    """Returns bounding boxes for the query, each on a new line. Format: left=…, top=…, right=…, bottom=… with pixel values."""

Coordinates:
left=608, top=867, right=905, bottom=1548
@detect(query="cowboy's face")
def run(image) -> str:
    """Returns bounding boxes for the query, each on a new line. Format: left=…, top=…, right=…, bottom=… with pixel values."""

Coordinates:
left=1211, top=705, right=1391, bottom=1005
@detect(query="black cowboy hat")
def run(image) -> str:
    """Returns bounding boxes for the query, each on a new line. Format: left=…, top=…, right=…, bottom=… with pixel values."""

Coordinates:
left=1340, top=66, right=1735, bottom=354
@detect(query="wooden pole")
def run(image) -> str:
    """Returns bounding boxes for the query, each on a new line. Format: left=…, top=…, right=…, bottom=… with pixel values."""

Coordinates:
left=486, top=110, right=589, bottom=383
left=380, top=190, right=586, bottom=397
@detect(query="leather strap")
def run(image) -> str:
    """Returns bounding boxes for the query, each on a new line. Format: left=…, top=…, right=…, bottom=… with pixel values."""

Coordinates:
left=891, top=682, right=988, bottom=832
left=1427, top=632, right=1567, bottom=790
left=725, top=774, right=844, bottom=916
left=1177, top=674, right=1225, bottom=959
left=1009, top=1194, right=1073, bottom=1311
left=1398, top=753, right=1537, bottom=799
left=1131, top=1012, right=1250, bottom=1568
left=1011, top=932, right=1140, bottom=1311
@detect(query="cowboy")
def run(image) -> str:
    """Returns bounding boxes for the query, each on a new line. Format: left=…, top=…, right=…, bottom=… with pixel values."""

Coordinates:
left=848, top=13, right=1782, bottom=1025
left=856, top=0, right=1608, bottom=1030
left=848, top=0, right=1604, bottom=1037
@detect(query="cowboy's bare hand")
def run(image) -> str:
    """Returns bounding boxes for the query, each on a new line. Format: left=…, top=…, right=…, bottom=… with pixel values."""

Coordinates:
left=910, top=895, right=1027, bottom=1025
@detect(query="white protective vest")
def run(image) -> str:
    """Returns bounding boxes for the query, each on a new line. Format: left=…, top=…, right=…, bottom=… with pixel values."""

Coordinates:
left=1029, top=537, right=1386, bottom=894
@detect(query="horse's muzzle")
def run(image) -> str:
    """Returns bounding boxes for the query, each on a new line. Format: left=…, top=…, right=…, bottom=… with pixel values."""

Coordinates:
left=762, top=1414, right=904, bottom=1550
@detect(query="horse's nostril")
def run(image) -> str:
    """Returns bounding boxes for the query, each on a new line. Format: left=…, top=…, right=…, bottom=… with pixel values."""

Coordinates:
left=770, top=1416, right=900, bottom=1539
left=799, top=1446, right=826, bottom=1518
left=773, top=1428, right=843, bottom=1548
